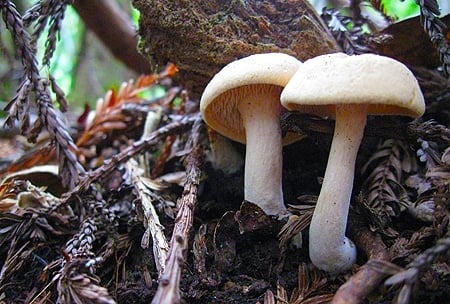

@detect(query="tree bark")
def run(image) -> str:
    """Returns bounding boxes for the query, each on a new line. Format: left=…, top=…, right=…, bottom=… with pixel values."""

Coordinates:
left=133, top=0, right=341, bottom=97
left=73, top=0, right=152, bottom=74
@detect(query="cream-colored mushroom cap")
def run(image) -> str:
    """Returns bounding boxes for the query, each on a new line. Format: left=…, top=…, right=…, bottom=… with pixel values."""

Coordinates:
left=200, top=52, right=302, bottom=143
left=280, top=53, right=425, bottom=273
left=281, top=52, right=425, bottom=118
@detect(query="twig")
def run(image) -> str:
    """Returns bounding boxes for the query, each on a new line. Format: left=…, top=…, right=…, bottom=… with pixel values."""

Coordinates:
left=332, top=213, right=390, bottom=304
left=56, top=113, right=200, bottom=207
left=125, top=159, right=169, bottom=277
left=151, top=118, right=204, bottom=304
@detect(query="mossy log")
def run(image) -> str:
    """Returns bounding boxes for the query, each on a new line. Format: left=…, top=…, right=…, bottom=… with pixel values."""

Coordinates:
left=133, top=0, right=340, bottom=97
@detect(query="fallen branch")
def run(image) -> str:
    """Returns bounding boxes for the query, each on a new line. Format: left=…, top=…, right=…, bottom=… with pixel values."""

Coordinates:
left=73, top=0, right=152, bottom=74
left=151, top=118, right=204, bottom=304
left=332, top=214, right=390, bottom=304
left=126, top=159, right=169, bottom=277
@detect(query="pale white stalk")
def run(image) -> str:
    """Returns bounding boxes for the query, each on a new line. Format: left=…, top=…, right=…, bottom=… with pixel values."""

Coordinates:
left=238, top=87, right=286, bottom=216
left=309, top=104, right=368, bottom=273
left=200, top=53, right=302, bottom=217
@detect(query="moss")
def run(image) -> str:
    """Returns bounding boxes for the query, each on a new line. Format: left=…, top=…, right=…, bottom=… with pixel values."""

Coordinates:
left=132, top=0, right=341, bottom=98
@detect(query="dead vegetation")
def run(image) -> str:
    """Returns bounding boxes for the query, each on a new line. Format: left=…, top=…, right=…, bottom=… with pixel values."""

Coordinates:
left=0, top=0, right=449, bottom=303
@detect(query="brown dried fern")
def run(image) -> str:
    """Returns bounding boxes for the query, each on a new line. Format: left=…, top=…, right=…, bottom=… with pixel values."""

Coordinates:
left=289, top=263, right=334, bottom=304
left=59, top=113, right=200, bottom=207
left=409, top=120, right=450, bottom=143
left=409, top=121, right=450, bottom=217
left=54, top=254, right=116, bottom=304
left=389, top=226, right=436, bottom=262
left=1, top=1, right=84, bottom=189
left=54, top=187, right=117, bottom=303
left=416, top=0, right=450, bottom=76
left=417, top=139, right=450, bottom=186
left=65, top=218, right=98, bottom=256
left=361, top=139, right=418, bottom=235
left=0, top=196, right=74, bottom=292
left=363, top=118, right=450, bottom=303
left=368, top=234, right=450, bottom=304
left=278, top=195, right=316, bottom=267
left=321, top=8, right=369, bottom=55
left=23, top=0, right=73, bottom=66
left=76, top=63, right=179, bottom=147
left=263, top=264, right=334, bottom=304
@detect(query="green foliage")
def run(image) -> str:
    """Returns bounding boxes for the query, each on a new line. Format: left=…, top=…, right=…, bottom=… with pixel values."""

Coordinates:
left=131, top=5, right=140, bottom=26
left=136, top=85, right=166, bottom=101
left=381, top=0, right=420, bottom=20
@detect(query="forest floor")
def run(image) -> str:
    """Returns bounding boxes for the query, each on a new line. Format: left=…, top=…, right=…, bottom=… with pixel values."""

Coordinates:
left=1, top=1, right=449, bottom=303
left=0, top=62, right=449, bottom=304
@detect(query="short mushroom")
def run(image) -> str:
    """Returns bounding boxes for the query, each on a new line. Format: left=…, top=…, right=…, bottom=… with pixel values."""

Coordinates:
left=280, top=53, right=425, bottom=273
left=200, top=53, right=302, bottom=216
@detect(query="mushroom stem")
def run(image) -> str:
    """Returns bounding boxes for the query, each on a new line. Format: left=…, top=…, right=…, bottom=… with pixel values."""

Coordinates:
left=309, top=103, right=368, bottom=273
left=238, top=86, right=286, bottom=216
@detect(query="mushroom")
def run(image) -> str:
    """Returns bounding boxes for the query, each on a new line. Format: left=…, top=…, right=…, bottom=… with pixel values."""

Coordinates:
left=200, top=53, right=303, bottom=216
left=280, top=53, right=425, bottom=273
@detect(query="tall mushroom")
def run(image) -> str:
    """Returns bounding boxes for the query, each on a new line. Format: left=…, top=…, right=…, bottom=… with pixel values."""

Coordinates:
left=200, top=53, right=302, bottom=216
left=280, top=53, right=425, bottom=273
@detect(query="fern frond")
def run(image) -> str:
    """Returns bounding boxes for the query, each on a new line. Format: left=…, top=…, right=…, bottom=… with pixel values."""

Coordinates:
left=76, top=64, right=179, bottom=147
left=416, top=0, right=450, bottom=76
left=321, top=8, right=369, bottom=55
left=1, top=1, right=84, bottom=188
left=361, top=139, right=418, bottom=232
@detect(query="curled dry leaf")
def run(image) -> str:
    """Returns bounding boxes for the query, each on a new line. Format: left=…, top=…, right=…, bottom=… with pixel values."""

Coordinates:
left=213, top=211, right=239, bottom=274
left=234, top=200, right=275, bottom=234
left=0, top=182, right=18, bottom=212
left=1, top=164, right=65, bottom=196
